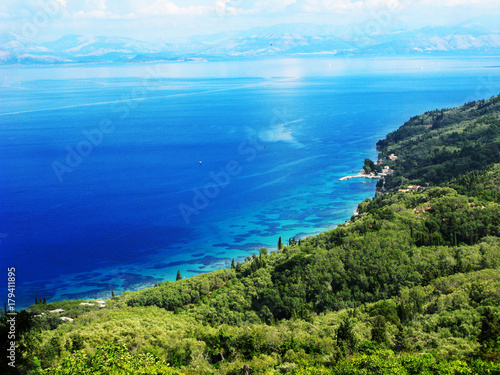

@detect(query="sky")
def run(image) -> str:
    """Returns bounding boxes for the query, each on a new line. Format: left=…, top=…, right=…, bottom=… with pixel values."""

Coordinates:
left=0, top=0, right=499, bottom=42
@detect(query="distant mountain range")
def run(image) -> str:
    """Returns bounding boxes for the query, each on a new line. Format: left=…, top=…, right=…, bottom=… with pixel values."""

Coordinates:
left=1, top=19, right=500, bottom=64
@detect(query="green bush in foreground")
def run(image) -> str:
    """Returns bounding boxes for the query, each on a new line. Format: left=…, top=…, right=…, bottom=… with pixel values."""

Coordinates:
left=31, top=344, right=500, bottom=375
left=37, top=343, right=185, bottom=375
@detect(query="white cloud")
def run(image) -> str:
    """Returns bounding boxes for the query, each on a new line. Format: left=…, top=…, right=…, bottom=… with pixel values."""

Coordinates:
left=215, top=0, right=229, bottom=13
left=419, top=0, right=497, bottom=6
left=213, top=0, right=261, bottom=18
left=73, top=10, right=106, bottom=19
left=72, top=0, right=138, bottom=20
left=138, top=0, right=212, bottom=16
left=85, top=0, right=107, bottom=12
left=2, top=0, right=499, bottom=41
left=55, top=0, right=67, bottom=8
left=324, top=0, right=363, bottom=11
left=70, top=0, right=107, bottom=18
left=300, top=0, right=366, bottom=13
left=365, top=0, right=404, bottom=12
left=254, top=0, right=297, bottom=13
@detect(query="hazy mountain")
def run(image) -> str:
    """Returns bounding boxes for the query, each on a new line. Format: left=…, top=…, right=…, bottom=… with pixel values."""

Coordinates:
left=0, top=32, right=51, bottom=54
left=1, top=18, right=499, bottom=64
left=458, top=15, right=500, bottom=33
left=42, top=35, right=168, bottom=56
left=0, top=33, right=69, bottom=64
left=39, top=35, right=182, bottom=62
left=0, top=53, right=70, bottom=64
left=0, top=34, right=181, bottom=64
left=190, top=21, right=500, bottom=56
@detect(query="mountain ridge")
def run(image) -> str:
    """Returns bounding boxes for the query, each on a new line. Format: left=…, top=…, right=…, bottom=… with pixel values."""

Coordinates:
left=1, top=20, right=500, bottom=64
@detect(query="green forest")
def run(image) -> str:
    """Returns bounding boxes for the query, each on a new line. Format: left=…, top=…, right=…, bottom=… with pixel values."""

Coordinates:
left=2, top=94, right=500, bottom=374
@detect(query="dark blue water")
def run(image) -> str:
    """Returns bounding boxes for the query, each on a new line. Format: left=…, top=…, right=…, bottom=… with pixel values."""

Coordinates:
left=1, top=57, right=499, bottom=308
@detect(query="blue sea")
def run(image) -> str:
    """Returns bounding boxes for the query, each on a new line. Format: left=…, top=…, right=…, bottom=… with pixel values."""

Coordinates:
left=1, top=57, right=500, bottom=308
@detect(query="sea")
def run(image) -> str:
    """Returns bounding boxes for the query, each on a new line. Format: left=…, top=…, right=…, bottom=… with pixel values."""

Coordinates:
left=1, top=56, right=499, bottom=309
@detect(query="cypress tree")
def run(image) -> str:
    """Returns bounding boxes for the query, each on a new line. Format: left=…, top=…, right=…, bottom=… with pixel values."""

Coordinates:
left=278, top=237, right=282, bottom=250
left=394, top=325, right=410, bottom=352
left=478, top=308, right=500, bottom=351
left=371, top=315, right=389, bottom=346
left=251, top=260, right=257, bottom=272
left=35, top=297, right=38, bottom=305
left=231, top=259, right=235, bottom=269
left=111, top=290, right=115, bottom=298
left=176, top=270, right=182, bottom=281
left=43, top=297, right=47, bottom=304
left=336, top=317, right=357, bottom=356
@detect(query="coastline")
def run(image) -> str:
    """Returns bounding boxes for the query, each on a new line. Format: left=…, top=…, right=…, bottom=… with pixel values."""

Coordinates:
left=338, top=171, right=383, bottom=181
left=15, top=163, right=381, bottom=310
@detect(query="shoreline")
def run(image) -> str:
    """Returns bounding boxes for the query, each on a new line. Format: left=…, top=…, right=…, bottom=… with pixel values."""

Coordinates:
left=338, top=171, right=384, bottom=181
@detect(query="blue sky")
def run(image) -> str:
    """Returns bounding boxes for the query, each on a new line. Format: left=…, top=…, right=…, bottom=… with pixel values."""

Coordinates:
left=1, top=0, right=499, bottom=41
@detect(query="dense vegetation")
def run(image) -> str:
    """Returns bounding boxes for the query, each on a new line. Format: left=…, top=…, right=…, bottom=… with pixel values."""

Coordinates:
left=2, top=94, right=500, bottom=374
left=377, top=94, right=500, bottom=189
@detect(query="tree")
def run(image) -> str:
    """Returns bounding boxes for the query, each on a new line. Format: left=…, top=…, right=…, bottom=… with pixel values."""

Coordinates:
left=259, top=247, right=268, bottom=257
left=394, top=324, right=410, bottom=353
left=35, top=297, right=38, bottom=305
left=278, top=237, right=283, bottom=250
left=371, top=315, right=389, bottom=346
left=478, top=308, right=500, bottom=352
left=43, top=298, right=47, bottom=304
left=231, top=259, right=235, bottom=269
left=336, top=316, right=358, bottom=357
left=112, top=290, right=115, bottom=298
left=176, top=270, right=182, bottom=281
left=363, top=158, right=376, bottom=174
left=241, top=364, right=252, bottom=375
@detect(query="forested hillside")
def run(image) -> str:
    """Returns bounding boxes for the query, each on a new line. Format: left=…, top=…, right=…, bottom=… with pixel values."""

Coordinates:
left=377, top=95, right=500, bottom=190
left=2, top=95, right=500, bottom=374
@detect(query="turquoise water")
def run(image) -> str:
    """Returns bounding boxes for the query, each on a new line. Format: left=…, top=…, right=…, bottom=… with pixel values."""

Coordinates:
left=1, top=57, right=499, bottom=308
